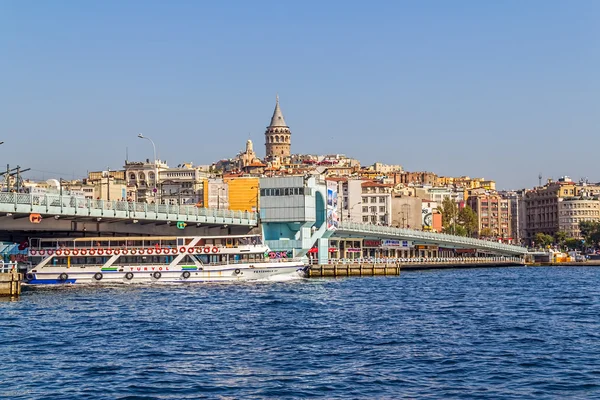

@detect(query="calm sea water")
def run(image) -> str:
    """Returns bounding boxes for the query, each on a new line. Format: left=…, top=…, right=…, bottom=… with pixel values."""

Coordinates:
left=1, top=267, right=600, bottom=399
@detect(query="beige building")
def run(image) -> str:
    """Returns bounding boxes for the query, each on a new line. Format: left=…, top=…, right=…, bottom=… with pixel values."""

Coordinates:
left=390, top=195, right=422, bottom=229
left=558, top=198, right=600, bottom=238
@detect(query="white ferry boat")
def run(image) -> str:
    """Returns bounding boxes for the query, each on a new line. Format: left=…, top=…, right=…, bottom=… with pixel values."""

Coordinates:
left=24, top=234, right=307, bottom=285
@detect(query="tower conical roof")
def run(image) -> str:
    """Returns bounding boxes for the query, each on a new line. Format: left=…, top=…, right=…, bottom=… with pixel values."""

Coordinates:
left=269, top=95, right=288, bottom=127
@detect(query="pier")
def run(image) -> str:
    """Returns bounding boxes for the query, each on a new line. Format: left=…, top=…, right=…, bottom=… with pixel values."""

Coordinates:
left=0, top=263, right=21, bottom=296
left=309, top=257, right=524, bottom=277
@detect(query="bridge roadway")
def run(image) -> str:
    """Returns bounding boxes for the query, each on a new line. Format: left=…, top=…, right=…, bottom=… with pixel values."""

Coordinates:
left=335, top=222, right=528, bottom=256
left=0, top=192, right=258, bottom=240
left=0, top=193, right=527, bottom=256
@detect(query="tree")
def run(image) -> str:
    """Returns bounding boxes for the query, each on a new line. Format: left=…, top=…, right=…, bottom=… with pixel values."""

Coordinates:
left=480, top=227, right=494, bottom=238
left=565, top=238, right=584, bottom=251
left=534, top=232, right=554, bottom=248
left=440, top=197, right=458, bottom=232
left=579, top=221, right=600, bottom=249
left=458, top=206, right=478, bottom=237
left=554, top=231, right=567, bottom=250
left=453, top=225, right=468, bottom=237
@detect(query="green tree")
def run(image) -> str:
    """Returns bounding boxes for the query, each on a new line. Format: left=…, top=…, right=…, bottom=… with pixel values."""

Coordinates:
left=579, top=221, right=600, bottom=248
left=480, top=227, right=494, bottom=238
left=534, top=232, right=554, bottom=248
left=565, top=238, right=583, bottom=251
left=554, top=231, right=568, bottom=249
left=440, top=197, right=458, bottom=232
left=458, top=205, right=478, bottom=237
left=453, top=225, right=468, bottom=237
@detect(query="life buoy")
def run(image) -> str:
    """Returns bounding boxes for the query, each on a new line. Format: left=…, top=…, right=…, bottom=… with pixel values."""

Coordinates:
left=139, top=249, right=145, bottom=255
left=26, top=273, right=35, bottom=281
left=122, top=249, right=128, bottom=255
left=155, top=248, right=162, bottom=254
left=106, top=249, right=113, bottom=255
left=171, top=248, right=177, bottom=255
left=125, top=272, right=134, bottom=280
left=93, top=272, right=103, bottom=281
left=147, top=248, right=153, bottom=255
left=89, top=249, right=95, bottom=256
left=30, top=250, right=37, bottom=255
left=58, top=273, right=69, bottom=281
left=39, top=249, right=46, bottom=256
left=179, top=247, right=186, bottom=253
left=211, top=247, right=218, bottom=253
left=153, top=271, right=161, bottom=279
left=203, top=247, right=211, bottom=254
left=187, top=247, right=194, bottom=254
left=130, top=249, right=137, bottom=255
left=182, top=271, right=191, bottom=279
left=47, top=250, right=54, bottom=255
left=81, top=249, right=87, bottom=255
left=114, top=249, right=121, bottom=255
left=195, top=247, right=202, bottom=254
left=97, top=249, right=104, bottom=255
left=72, top=250, right=79, bottom=256
left=64, top=250, right=71, bottom=256
left=234, top=269, right=241, bottom=275
left=56, top=250, right=62, bottom=256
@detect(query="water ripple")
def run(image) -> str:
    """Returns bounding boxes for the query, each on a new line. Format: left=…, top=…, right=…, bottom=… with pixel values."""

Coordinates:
left=1, top=267, right=600, bottom=399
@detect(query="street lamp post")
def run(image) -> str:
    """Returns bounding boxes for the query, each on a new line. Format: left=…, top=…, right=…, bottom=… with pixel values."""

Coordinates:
left=345, top=202, right=362, bottom=223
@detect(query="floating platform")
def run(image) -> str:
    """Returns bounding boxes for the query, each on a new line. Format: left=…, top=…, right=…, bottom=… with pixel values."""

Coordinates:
left=0, top=271, right=22, bottom=296
left=309, top=263, right=401, bottom=277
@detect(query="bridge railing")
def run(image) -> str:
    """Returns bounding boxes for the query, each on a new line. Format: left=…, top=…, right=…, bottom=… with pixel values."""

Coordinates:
left=0, top=192, right=258, bottom=222
left=338, top=222, right=527, bottom=255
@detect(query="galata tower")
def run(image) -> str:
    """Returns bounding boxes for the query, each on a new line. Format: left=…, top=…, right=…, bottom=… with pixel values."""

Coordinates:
left=264, top=95, right=291, bottom=158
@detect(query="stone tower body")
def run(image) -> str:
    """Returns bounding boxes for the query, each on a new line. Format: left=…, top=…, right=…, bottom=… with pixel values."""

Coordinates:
left=265, top=96, right=291, bottom=158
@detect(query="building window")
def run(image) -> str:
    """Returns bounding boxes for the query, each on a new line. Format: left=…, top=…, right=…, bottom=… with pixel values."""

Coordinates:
left=379, top=197, right=385, bottom=203
left=379, top=206, right=385, bottom=212
left=371, top=216, right=377, bottom=223
left=362, top=206, right=368, bottom=213
left=363, top=216, right=369, bottom=222
left=370, top=206, right=377, bottom=213
left=370, top=197, right=376, bottom=203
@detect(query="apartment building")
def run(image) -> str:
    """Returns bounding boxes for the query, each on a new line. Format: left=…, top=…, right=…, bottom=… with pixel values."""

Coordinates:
left=558, top=198, right=600, bottom=238
left=467, top=193, right=512, bottom=240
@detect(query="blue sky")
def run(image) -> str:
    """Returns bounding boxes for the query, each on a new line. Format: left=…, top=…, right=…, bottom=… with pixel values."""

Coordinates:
left=1, top=0, right=598, bottom=189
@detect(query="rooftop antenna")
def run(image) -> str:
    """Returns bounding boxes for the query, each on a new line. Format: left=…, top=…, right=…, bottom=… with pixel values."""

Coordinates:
left=126, top=146, right=129, bottom=162
left=538, top=173, right=542, bottom=187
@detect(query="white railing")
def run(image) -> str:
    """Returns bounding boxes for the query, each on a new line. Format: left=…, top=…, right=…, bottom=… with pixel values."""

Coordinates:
left=0, top=192, right=258, bottom=225
left=320, top=257, right=523, bottom=265
left=337, top=222, right=528, bottom=255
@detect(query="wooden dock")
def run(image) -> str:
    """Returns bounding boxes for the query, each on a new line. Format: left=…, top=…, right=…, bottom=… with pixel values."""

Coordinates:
left=0, top=271, right=22, bottom=297
left=309, top=263, right=401, bottom=277
left=309, top=261, right=526, bottom=277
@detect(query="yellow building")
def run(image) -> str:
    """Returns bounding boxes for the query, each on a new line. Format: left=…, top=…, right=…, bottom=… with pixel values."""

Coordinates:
left=224, top=176, right=260, bottom=212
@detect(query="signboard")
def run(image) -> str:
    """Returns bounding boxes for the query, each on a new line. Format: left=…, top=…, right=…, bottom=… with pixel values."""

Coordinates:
left=29, top=213, right=42, bottom=224
left=326, top=181, right=339, bottom=230
left=176, top=221, right=187, bottom=230
left=382, top=239, right=412, bottom=248
left=363, top=240, right=381, bottom=247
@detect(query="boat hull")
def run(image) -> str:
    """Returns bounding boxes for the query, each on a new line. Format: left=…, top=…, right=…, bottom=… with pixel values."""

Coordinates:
left=24, top=262, right=308, bottom=285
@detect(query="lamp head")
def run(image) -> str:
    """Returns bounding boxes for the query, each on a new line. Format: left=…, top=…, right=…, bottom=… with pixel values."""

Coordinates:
left=137, top=133, right=144, bottom=139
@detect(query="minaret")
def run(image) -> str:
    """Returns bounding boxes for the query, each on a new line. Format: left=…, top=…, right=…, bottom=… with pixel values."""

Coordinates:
left=265, top=95, right=291, bottom=158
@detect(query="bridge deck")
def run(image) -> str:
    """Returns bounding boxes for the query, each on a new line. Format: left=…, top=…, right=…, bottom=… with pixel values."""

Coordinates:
left=336, top=222, right=527, bottom=255
left=0, top=193, right=258, bottom=226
